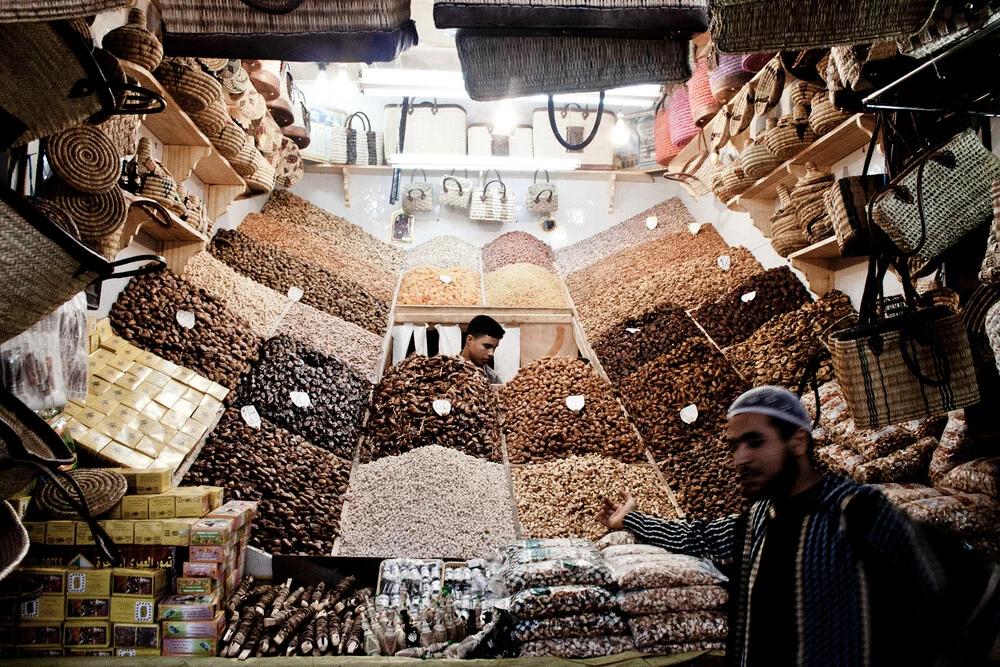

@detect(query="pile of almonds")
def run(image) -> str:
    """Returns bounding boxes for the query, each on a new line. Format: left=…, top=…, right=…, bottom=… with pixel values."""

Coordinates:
left=592, top=302, right=703, bottom=385
left=186, top=409, right=350, bottom=555
left=109, top=268, right=261, bottom=392
left=209, top=229, right=389, bottom=335
left=262, top=190, right=405, bottom=273
left=404, top=235, right=482, bottom=272
left=397, top=265, right=482, bottom=306
left=512, top=455, right=680, bottom=540
left=483, top=231, right=555, bottom=273
left=484, top=263, right=569, bottom=309
left=238, top=213, right=398, bottom=301
left=236, top=336, right=371, bottom=460
left=555, top=199, right=697, bottom=275
left=726, top=290, right=857, bottom=393
left=692, top=266, right=811, bottom=348
left=501, top=357, right=646, bottom=463
left=361, top=355, right=502, bottom=462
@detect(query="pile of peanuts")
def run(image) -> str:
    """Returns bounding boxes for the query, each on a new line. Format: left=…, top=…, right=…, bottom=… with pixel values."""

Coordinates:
left=485, top=264, right=570, bottom=308
left=483, top=231, right=555, bottom=272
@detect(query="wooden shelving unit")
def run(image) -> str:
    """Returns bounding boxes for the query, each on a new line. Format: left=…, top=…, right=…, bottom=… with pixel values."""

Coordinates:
left=120, top=193, right=208, bottom=273
left=788, top=237, right=867, bottom=294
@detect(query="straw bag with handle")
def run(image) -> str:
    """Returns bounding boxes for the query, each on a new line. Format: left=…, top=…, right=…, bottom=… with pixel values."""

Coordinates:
left=770, top=184, right=810, bottom=257
left=654, top=97, right=682, bottom=166
left=823, top=138, right=888, bottom=256
left=668, top=86, right=698, bottom=148
left=982, top=178, right=1000, bottom=284
left=330, top=112, right=383, bottom=166
left=988, top=299, right=1000, bottom=375
left=402, top=169, right=433, bottom=214
left=440, top=170, right=472, bottom=210
left=470, top=176, right=514, bottom=223
left=533, top=95, right=615, bottom=168
left=385, top=99, right=467, bottom=156
left=527, top=170, right=558, bottom=215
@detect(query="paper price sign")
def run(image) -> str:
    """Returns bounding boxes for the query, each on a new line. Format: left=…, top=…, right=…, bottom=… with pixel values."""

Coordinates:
left=717, top=255, right=731, bottom=270
left=240, top=405, right=261, bottom=429
left=176, top=310, right=196, bottom=329
left=290, top=391, right=311, bottom=408
left=741, top=291, right=757, bottom=303
left=288, top=286, right=304, bottom=302
left=566, top=395, right=585, bottom=412
left=433, top=399, right=452, bottom=416
left=646, top=216, right=658, bottom=230
left=680, top=404, right=699, bottom=424
left=440, top=275, right=453, bottom=284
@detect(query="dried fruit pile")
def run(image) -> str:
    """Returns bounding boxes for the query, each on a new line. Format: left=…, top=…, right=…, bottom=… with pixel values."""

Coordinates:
left=592, top=302, right=703, bottom=385
left=397, top=266, right=482, bottom=306
left=485, top=264, right=569, bottom=309
left=404, top=235, right=482, bottom=272
left=273, top=302, right=383, bottom=379
left=483, top=231, right=555, bottom=273
left=182, top=251, right=289, bottom=337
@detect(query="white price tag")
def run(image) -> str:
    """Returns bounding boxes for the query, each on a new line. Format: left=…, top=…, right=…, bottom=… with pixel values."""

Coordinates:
left=440, top=275, right=453, bottom=284
left=717, top=255, right=731, bottom=271
left=680, top=404, right=699, bottom=424
left=741, top=291, right=757, bottom=303
left=646, top=216, right=658, bottom=230
left=175, top=310, right=196, bottom=329
left=240, top=405, right=261, bottom=429
left=566, top=395, right=585, bottom=412
left=625, top=327, right=641, bottom=334
left=288, top=286, right=304, bottom=302
left=290, top=391, right=311, bottom=408
left=134, top=601, right=153, bottom=622
left=689, top=222, right=703, bottom=235
left=432, top=399, right=452, bottom=416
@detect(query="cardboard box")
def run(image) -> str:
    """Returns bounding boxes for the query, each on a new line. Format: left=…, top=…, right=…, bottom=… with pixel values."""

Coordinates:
left=45, top=520, right=76, bottom=546
left=18, top=647, right=65, bottom=657
left=109, top=597, right=157, bottom=625
left=112, top=569, right=166, bottom=598
left=133, top=520, right=164, bottom=546
left=64, top=620, right=110, bottom=648
left=121, top=496, right=149, bottom=521
left=66, top=568, right=112, bottom=598
left=157, top=593, right=220, bottom=621
left=224, top=569, right=240, bottom=600
left=189, top=518, right=234, bottom=546
left=161, top=519, right=198, bottom=547
left=65, top=598, right=110, bottom=620
left=23, top=521, right=46, bottom=544
left=15, top=621, right=62, bottom=647
left=176, top=578, right=214, bottom=595
left=182, top=561, right=224, bottom=580
left=206, top=500, right=257, bottom=531
left=75, top=521, right=97, bottom=546
left=148, top=494, right=176, bottom=519
left=20, top=567, right=66, bottom=595
left=162, top=637, right=217, bottom=656
left=161, top=612, right=225, bottom=639
left=8, top=493, right=30, bottom=520
left=170, top=488, right=212, bottom=518
left=115, top=647, right=161, bottom=657
left=19, top=596, right=65, bottom=622
left=101, top=501, right=122, bottom=520
left=189, top=545, right=229, bottom=563
left=113, top=622, right=161, bottom=648
left=103, top=520, right=134, bottom=545
left=106, top=467, right=173, bottom=495
left=67, top=648, right=114, bottom=656
left=204, top=486, right=224, bottom=511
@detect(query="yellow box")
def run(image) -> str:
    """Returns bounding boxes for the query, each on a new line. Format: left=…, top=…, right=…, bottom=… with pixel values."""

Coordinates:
left=116, top=647, right=161, bottom=657
left=160, top=519, right=198, bottom=547
left=100, top=443, right=133, bottom=465
left=203, top=486, right=224, bottom=511
left=76, top=431, right=111, bottom=454
left=23, top=521, right=46, bottom=544
left=64, top=620, right=111, bottom=648
left=112, top=622, right=161, bottom=649
left=75, top=408, right=105, bottom=429
left=133, top=521, right=163, bottom=546
left=148, top=495, right=176, bottom=520
left=104, top=385, right=130, bottom=404
left=121, top=496, right=148, bottom=521
left=134, top=437, right=167, bottom=460
left=103, top=521, right=134, bottom=545
left=143, top=371, right=170, bottom=389
left=102, top=502, right=122, bottom=520
left=110, top=597, right=157, bottom=624
left=122, top=450, right=155, bottom=471
left=66, top=568, right=111, bottom=598
left=75, top=521, right=96, bottom=546
left=45, top=520, right=76, bottom=546
left=115, top=426, right=144, bottom=449
left=19, top=596, right=65, bottom=622
left=112, top=569, right=166, bottom=599
left=15, top=621, right=62, bottom=647
left=107, top=467, right=174, bottom=495
left=170, top=488, right=211, bottom=518
left=65, top=598, right=110, bottom=620
left=20, top=567, right=67, bottom=595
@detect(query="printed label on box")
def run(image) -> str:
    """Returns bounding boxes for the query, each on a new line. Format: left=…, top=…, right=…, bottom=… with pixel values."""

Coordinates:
left=68, top=572, right=86, bottom=594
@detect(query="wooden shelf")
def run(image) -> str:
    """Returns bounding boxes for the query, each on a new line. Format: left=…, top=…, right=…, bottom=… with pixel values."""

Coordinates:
left=789, top=114, right=877, bottom=168
left=788, top=237, right=842, bottom=261
left=789, top=237, right=868, bottom=295
left=120, top=193, right=207, bottom=273
left=121, top=61, right=209, bottom=149
left=303, top=162, right=661, bottom=182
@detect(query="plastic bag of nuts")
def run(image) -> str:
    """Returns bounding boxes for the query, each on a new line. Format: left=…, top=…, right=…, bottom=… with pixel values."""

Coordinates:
left=629, top=611, right=728, bottom=647
left=616, top=586, right=729, bottom=615
left=601, top=544, right=670, bottom=559
left=900, top=493, right=1000, bottom=537
left=519, top=635, right=636, bottom=658
left=501, top=558, right=615, bottom=594
left=637, top=641, right=725, bottom=655
left=929, top=410, right=970, bottom=484
left=596, top=532, right=636, bottom=549
left=511, top=611, right=627, bottom=642
left=853, top=436, right=937, bottom=484
left=871, top=483, right=954, bottom=506
left=815, top=444, right=868, bottom=479
left=939, top=458, right=1000, bottom=497
left=509, top=585, right=616, bottom=619
left=610, top=558, right=728, bottom=591
left=503, top=546, right=602, bottom=565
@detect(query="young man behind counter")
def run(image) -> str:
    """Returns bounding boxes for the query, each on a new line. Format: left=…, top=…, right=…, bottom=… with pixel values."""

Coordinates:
left=460, top=315, right=504, bottom=385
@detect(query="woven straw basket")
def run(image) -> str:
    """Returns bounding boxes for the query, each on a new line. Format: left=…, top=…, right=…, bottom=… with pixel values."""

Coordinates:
left=154, top=58, right=222, bottom=114
left=210, top=121, right=247, bottom=159
left=740, top=134, right=781, bottom=180
left=763, top=107, right=817, bottom=160
left=809, top=92, right=852, bottom=136
left=710, top=55, right=752, bottom=104
left=708, top=106, right=732, bottom=152
left=728, top=86, right=753, bottom=137
left=654, top=104, right=681, bottom=167
left=791, top=163, right=836, bottom=243
left=688, top=60, right=721, bottom=127
left=192, top=103, right=229, bottom=137
left=752, top=57, right=786, bottom=118
left=102, top=8, right=163, bottom=73
left=769, top=184, right=810, bottom=257
left=37, top=469, right=127, bottom=518
left=46, top=178, right=127, bottom=260
left=982, top=178, right=1000, bottom=284
left=668, top=86, right=698, bottom=147
left=47, top=125, right=120, bottom=195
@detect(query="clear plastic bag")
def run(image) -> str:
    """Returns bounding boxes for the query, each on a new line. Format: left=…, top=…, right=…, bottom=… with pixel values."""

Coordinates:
left=611, top=556, right=728, bottom=591
left=929, top=410, right=969, bottom=484
left=596, top=531, right=636, bottom=549
left=616, top=586, right=728, bottom=615
left=901, top=493, right=1000, bottom=537
left=512, top=611, right=627, bottom=642
left=600, top=544, right=669, bottom=560
left=509, top=585, right=615, bottom=620
left=518, top=635, right=635, bottom=658
left=938, top=458, right=1000, bottom=497
left=854, top=436, right=937, bottom=484
left=501, top=558, right=614, bottom=594
left=849, top=423, right=917, bottom=460
left=871, top=483, right=951, bottom=506
left=505, top=546, right=603, bottom=565
left=815, top=444, right=867, bottom=479
left=628, top=611, right=728, bottom=647
left=499, top=538, right=594, bottom=560
left=637, top=641, right=725, bottom=655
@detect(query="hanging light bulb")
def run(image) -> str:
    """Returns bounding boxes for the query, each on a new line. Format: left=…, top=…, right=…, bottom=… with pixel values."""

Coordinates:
left=492, top=99, right=517, bottom=136
left=612, top=111, right=630, bottom=146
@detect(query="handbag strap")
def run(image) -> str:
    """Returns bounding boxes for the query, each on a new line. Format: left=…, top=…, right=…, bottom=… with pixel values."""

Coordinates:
left=101, top=253, right=166, bottom=280
left=484, top=168, right=503, bottom=184
left=409, top=168, right=427, bottom=183
left=237, top=0, right=304, bottom=14
left=548, top=92, right=606, bottom=151
left=407, top=98, right=439, bottom=115
left=533, top=169, right=549, bottom=184
left=441, top=176, right=464, bottom=195
left=482, top=180, right=507, bottom=201
left=533, top=188, right=554, bottom=203
left=346, top=112, right=371, bottom=132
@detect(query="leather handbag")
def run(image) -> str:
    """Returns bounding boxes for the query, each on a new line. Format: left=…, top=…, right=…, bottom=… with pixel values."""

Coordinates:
left=470, top=173, right=514, bottom=223
left=527, top=170, right=558, bottom=215
left=401, top=169, right=433, bottom=214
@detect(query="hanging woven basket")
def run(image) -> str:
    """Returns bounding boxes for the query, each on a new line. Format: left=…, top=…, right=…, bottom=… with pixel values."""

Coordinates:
left=154, top=57, right=222, bottom=114
left=688, top=60, right=721, bottom=127
left=710, top=55, right=753, bottom=104
left=102, top=8, right=163, bottom=73
left=654, top=103, right=682, bottom=166
left=752, top=57, right=786, bottom=118
left=47, top=124, right=120, bottom=195
left=809, top=91, right=852, bottom=136
left=668, top=86, right=698, bottom=147
left=36, top=469, right=127, bottom=519
left=728, top=86, right=753, bottom=137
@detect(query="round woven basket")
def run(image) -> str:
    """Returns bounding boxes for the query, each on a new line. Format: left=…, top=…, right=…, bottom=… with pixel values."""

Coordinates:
left=790, top=80, right=826, bottom=110
left=729, top=86, right=753, bottom=137
left=740, top=135, right=782, bottom=180
left=230, top=142, right=261, bottom=178
left=199, top=58, right=228, bottom=72
left=36, top=469, right=127, bottom=519
left=33, top=197, right=80, bottom=238
left=183, top=192, right=206, bottom=233
left=47, top=124, right=120, bottom=194
left=809, top=92, right=852, bottom=137
left=102, top=8, right=163, bottom=73
left=221, top=61, right=250, bottom=96
left=233, top=86, right=266, bottom=121
left=255, top=114, right=283, bottom=154
left=154, top=58, right=222, bottom=114
left=246, top=159, right=276, bottom=195
left=191, top=102, right=228, bottom=137
left=742, top=52, right=775, bottom=73
left=46, top=178, right=126, bottom=259
left=792, top=163, right=836, bottom=243
left=95, top=107, right=140, bottom=157
left=720, top=156, right=753, bottom=200
left=687, top=60, right=721, bottom=127
left=752, top=57, right=786, bottom=117
left=710, top=55, right=752, bottom=104
left=763, top=112, right=817, bottom=161
left=275, top=137, right=303, bottom=188
left=668, top=86, right=697, bottom=147
left=250, top=61, right=282, bottom=102
left=770, top=184, right=811, bottom=256
left=140, top=172, right=187, bottom=217
left=708, top=106, right=731, bottom=152
left=816, top=53, right=831, bottom=83
left=210, top=122, right=247, bottom=159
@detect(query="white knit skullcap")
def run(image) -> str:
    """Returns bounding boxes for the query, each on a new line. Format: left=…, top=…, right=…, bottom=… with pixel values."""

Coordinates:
left=727, top=386, right=813, bottom=432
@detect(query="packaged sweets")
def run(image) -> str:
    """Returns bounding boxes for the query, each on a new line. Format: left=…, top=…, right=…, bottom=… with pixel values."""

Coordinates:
left=628, top=611, right=728, bottom=648
left=616, top=586, right=729, bottom=615
left=509, top=585, right=616, bottom=620
left=511, top=611, right=627, bottom=642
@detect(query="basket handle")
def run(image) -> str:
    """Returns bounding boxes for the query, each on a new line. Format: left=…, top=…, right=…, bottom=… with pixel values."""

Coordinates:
left=100, top=254, right=166, bottom=280
left=533, top=188, right=554, bottom=203
left=237, top=0, right=305, bottom=14
left=409, top=168, right=427, bottom=183
left=442, top=176, right=463, bottom=196
left=407, top=98, right=439, bottom=115
left=533, top=169, right=549, bottom=184
left=130, top=199, right=172, bottom=229
left=347, top=111, right=371, bottom=132
left=97, top=82, right=165, bottom=117
left=484, top=168, right=503, bottom=184
left=482, top=179, right=507, bottom=202
left=548, top=92, right=605, bottom=151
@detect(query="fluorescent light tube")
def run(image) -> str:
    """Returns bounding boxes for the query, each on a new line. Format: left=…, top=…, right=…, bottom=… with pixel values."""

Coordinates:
left=388, top=154, right=581, bottom=171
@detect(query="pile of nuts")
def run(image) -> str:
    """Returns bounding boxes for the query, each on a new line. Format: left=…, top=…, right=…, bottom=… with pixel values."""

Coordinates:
left=726, top=290, right=857, bottom=393
left=485, top=264, right=570, bottom=309
left=512, top=455, right=679, bottom=540
left=483, top=231, right=555, bottom=273
left=361, top=355, right=502, bottom=462
left=209, top=229, right=389, bottom=335
left=338, top=445, right=517, bottom=558
left=186, top=408, right=350, bottom=555
left=592, top=302, right=704, bottom=385
left=262, top=190, right=405, bottom=273
left=574, top=247, right=764, bottom=340
left=404, top=235, right=482, bottom=272
left=236, top=336, right=371, bottom=460
left=501, top=357, right=645, bottom=463
left=692, top=266, right=811, bottom=348
left=182, top=251, right=289, bottom=337
left=659, top=430, right=748, bottom=519
left=554, top=199, right=697, bottom=275
left=109, top=268, right=261, bottom=392
left=238, top=213, right=398, bottom=301
left=274, top=302, right=383, bottom=379
left=397, top=266, right=482, bottom=306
